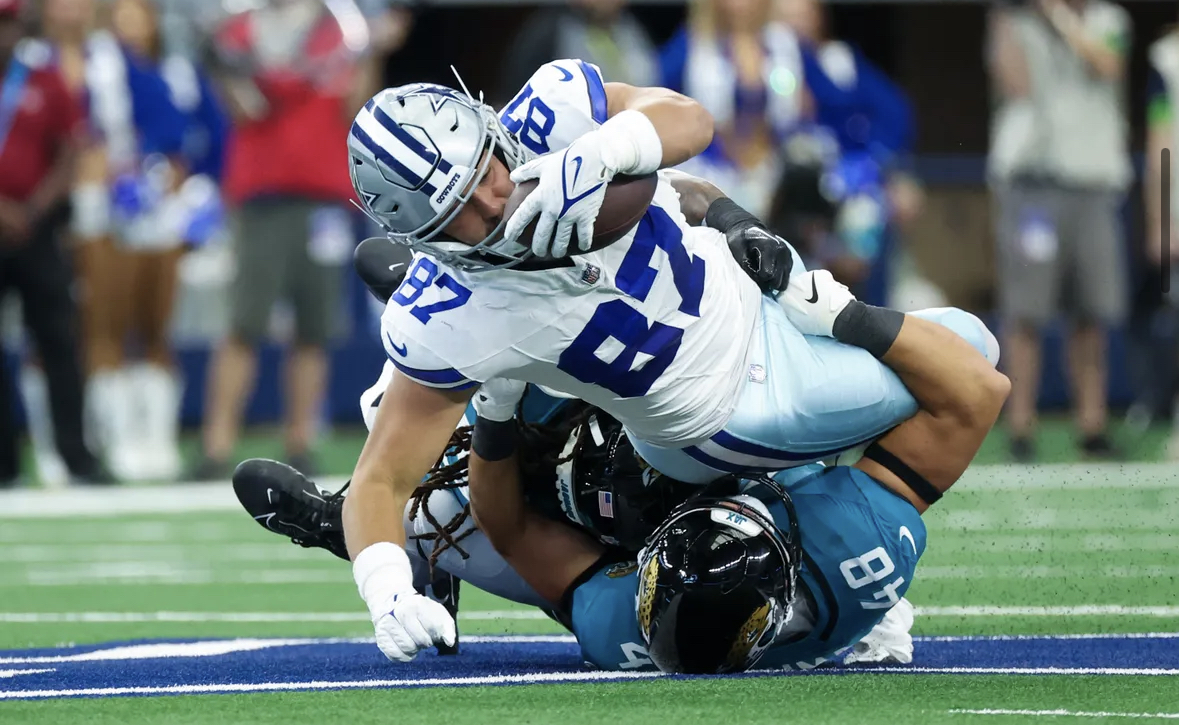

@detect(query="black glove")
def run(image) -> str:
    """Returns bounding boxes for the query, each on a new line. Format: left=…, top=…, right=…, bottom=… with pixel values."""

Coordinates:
left=705, top=197, right=794, bottom=295
left=725, top=224, right=794, bottom=295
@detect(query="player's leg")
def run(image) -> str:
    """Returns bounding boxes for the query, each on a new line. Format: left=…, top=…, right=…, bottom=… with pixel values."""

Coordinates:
left=405, top=485, right=548, bottom=609
left=631, top=296, right=1000, bottom=483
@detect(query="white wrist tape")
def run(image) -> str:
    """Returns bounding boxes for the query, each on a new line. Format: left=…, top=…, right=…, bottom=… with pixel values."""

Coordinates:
left=352, top=541, right=415, bottom=622
left=71, top=183, right=110, bottom=239
left=598, top=109, right=663, bottom=176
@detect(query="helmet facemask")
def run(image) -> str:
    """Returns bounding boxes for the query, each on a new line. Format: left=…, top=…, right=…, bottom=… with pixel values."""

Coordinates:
left=350, top=82, right=535, bottom=273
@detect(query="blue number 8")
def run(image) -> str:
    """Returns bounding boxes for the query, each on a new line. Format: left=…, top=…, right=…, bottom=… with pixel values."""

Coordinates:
left=391, top=258, right=472, bottom=324
left=558, top=300, right=683, bottom=399
left=500, top=84, right=556, bottom=155
left=557, top=208, right=706, bottom=398
left=391, top=258, right=438, bottom=306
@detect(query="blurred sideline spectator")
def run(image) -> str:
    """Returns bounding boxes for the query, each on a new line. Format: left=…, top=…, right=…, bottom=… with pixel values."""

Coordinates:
left=1145, top=19, right=1179, bottom=457
left=193, top=0, right=365, bottom=480
left=354, top=0, right=413, bottom=102
left=659, top=0, right=807, bottom=221
left=777, top=0, right=930, bottom=307
left=498, top=0, right=657, bottom=99
left=986, top=0, right=1132, bottom=462
left=0, top=0, right=107, bottom=487
left=78, top=0, right=227, bottom=482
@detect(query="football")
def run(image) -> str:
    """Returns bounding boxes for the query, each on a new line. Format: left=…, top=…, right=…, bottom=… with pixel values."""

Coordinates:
left=504, top=172, right=658, bottom=257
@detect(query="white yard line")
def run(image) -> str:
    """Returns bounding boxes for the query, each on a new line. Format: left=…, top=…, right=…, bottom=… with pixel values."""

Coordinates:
left=915, top=632, right=1179, bottom=642
left=0, top=463, right=1174, bottom=519
left=2, top=607, right=1179, bottom=625
left=0, top=668, right=664, bottom=700
left=948, top=710, right=1179, bottom=719
left=0, top=610, right=551, bottom=623
left=914, top=606, right=1179, bottom=617
left=881, top=666, right=1178, bottom=676
left=0, top=481, right=345, bottom=519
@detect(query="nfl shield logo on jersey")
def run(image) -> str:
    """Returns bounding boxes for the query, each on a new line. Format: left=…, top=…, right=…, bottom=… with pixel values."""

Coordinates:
left=581, top=264, right=601, bottom=285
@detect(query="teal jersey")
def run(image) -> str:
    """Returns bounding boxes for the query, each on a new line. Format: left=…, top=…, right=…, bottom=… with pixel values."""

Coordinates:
left=568, top=464, right=927, bottom=671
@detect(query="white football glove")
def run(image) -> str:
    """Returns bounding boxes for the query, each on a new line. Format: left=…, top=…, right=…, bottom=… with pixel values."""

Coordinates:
left=505, top=139, right=612, bottom=259
left=373, top=592, right=457, bottom=663
left=473, top=378, right=528, bottom=422
left=777, top=269, right=857, bottom=338
left=504, top=110, right=663, bottom=259
left=353, top=542, right=456, bottom=663
left=843, top=597, right=915, bottom=666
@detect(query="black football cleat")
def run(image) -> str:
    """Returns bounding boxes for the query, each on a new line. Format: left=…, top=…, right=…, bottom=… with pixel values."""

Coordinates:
left=232, top=458, right=349, bottom=561
left=421, top=568, right=461, bottom=656
left=354, top=236, right=411, bottom=305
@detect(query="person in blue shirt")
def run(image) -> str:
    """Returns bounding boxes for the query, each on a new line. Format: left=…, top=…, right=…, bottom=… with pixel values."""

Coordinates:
left=466, top=275, right=1008, bottom=673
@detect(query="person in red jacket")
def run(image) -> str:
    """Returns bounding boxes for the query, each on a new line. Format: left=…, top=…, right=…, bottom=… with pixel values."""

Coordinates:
left=194, top=0, right=369, bottom=478
left=0, top=0, right=108, bottom=486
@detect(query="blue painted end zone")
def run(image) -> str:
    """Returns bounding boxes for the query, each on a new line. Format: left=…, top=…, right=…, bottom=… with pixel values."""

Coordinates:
left=0, top=635, right=1175, bottom=700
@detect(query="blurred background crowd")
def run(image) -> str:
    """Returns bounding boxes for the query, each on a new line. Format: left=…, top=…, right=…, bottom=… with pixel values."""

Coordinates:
left=1, top=0, right=1178, bottom=488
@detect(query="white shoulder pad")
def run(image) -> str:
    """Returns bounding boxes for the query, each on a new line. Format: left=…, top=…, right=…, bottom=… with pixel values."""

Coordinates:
left=381, top=309, right=480, bottom=392
left=499, top=59, right=609, bottom=156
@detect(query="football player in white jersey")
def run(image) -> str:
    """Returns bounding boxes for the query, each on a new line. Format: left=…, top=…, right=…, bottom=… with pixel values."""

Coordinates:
left=342, top=60, right=1000, bottom=663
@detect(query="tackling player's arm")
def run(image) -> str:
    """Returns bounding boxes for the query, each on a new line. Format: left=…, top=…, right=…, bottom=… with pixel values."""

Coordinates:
left=467, top=380, right=606, bottom=606
left=781, top=273, right=1010, bottom=513
left=662, top=168, right=795, bottom=294
left=851, top=314, right=1010, bottom=513
left=343, top=370, right=472, bottom=660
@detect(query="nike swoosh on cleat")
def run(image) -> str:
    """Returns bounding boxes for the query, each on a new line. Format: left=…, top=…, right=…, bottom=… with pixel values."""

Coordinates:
left=805, top=277, right=820, bottom=304
left=899, top=526, right=917, bottom=555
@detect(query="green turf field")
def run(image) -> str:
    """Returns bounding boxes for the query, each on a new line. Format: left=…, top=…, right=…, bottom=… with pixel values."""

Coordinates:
left=0, top=459, right=1176, bottom=723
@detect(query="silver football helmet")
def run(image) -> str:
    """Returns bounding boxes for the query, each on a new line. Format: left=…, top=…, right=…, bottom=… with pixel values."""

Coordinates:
left=348, top=82, right=531, bottom=271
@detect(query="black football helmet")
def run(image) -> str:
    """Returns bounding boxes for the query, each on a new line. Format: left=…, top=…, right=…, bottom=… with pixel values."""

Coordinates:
left=552, top=411, right=698, bottom=552
left=636, top=476, right=802, bottom=674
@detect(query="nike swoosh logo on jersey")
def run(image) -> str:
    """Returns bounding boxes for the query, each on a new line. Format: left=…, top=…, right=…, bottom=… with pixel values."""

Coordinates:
left=555, top=66, right=574, bottom=82
left=899, top=526, right=917, bottom=555
left=388, top=263, right=405, bottom=273
left=805, top=277, right=820, bottom=304
left=389, top=340, right=408, bottom=357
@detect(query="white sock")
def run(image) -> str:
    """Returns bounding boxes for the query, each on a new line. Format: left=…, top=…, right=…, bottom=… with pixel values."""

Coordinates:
left=133, top=362, right=183, bottom=480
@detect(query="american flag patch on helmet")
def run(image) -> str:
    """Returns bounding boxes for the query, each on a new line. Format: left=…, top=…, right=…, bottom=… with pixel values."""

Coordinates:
left=598, top=490, right=614, bottom=518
